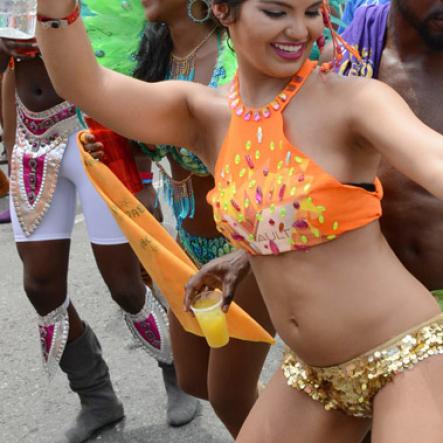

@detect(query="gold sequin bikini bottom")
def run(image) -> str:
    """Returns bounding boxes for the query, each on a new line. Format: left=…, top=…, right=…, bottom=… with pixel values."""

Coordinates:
left=282, top=313, right=443, bottom=418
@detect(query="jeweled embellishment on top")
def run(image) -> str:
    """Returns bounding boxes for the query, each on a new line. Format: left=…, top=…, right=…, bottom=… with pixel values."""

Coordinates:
left=10, top=97, right=81, bottom=236
left=228, top=74, right=304, bottom=121
left=211, top=144, right=333, bottom=254
left=208, top=60, right=381, bottom=255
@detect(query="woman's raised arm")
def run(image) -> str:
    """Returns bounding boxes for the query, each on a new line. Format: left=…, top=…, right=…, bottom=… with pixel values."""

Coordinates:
left=36, top=0, right=201, bottom=148
left=351, top=79, right=443, bottom=201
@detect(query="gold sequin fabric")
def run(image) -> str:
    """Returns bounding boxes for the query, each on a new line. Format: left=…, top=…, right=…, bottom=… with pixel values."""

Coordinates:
left=282, top=313, right=443, bottom=418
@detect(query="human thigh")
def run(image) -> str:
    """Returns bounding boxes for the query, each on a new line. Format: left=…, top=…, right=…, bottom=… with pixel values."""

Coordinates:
left=236, top=369, right=370, bottom=443
left=372, top=354, right=443, bottom=443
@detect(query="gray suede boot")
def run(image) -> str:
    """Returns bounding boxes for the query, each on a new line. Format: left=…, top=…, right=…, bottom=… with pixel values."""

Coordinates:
left=159, top=362, right=200, bottom=427
left=59, top=324, right=125, bottom=443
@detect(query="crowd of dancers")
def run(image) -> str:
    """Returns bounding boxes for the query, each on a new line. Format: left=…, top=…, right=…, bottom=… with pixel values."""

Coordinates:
left=1, top=0, right=443, bottom=442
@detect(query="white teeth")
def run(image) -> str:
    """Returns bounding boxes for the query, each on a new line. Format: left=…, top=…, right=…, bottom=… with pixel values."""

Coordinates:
left=274, top=43, right=303, bottom=53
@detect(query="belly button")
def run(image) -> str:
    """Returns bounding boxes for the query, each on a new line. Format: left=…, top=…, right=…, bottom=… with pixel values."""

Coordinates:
left=290, top=317, right=299, bottom=328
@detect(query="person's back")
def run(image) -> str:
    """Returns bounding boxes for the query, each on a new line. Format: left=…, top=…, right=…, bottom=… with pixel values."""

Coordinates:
left=340, top=0, right=390, bottom=29
left=338, top=0, right=443, bottom=295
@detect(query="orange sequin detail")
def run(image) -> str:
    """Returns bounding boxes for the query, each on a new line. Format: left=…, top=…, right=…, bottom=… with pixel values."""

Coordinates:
left=207, top=60, right=383, bottom=255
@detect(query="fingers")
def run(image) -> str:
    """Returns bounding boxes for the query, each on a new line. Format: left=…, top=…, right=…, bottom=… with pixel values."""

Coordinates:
left=184, top=274, right=206, bottom=313
left=85, top=142, right=104, bottom=160
left=4, top=39, right=38, bottom=50
left=2, top=39, right=39, bottom=59
left=80, top=132, right=104, bottom=159
left=79, top=132, right=96, bottom=145
left=221, top=275, right=236, bottom=313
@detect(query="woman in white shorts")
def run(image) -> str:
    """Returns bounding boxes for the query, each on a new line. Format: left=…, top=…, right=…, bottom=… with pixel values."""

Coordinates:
left=2, top=40, right=197, bottom=443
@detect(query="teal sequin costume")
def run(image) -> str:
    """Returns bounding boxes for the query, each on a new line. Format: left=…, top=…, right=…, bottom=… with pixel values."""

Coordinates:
left=140, top=33, right=236, bottom=180
left=140, top=33, right=237, bottom=266
left=81, top=3, right=236, bottom=266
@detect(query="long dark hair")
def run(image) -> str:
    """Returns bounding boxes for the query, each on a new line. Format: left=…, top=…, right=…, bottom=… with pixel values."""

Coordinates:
left=133, top=2, right=223, bottom=84
left=133, top=23, right=173, bottom=83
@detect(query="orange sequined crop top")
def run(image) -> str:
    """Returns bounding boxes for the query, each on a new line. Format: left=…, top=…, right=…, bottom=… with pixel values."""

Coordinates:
left=207, top=60, right=383, bottom=255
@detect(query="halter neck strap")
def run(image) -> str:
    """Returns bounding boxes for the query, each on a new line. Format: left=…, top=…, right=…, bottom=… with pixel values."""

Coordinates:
left=228, top=60, right=318, bottom=122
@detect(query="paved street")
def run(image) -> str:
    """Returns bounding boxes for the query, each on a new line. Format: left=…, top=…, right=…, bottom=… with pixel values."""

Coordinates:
left=0, top=163, right=283, bottom=443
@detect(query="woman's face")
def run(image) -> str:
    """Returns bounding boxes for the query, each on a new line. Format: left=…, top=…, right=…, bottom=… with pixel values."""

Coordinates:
left=227, top=0, right=324, bottom=78
left=140, top=0, right=186, bottom=22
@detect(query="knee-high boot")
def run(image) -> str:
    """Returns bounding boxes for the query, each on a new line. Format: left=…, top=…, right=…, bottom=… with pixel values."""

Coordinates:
left=59, top=323, right=124, bottom=443
left=124, top=286, right=199, bottom=426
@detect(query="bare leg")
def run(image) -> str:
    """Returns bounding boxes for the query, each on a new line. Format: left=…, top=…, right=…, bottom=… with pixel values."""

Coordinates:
left=237, top=369, right=370, bottom=443
left=170, top=312, right=211, bottom=399
left=208, top=273, right=275, bottom=437
left=171, top=272, right=275, bottom=437
left=91, top=243, right=146, bottom=314
left=16, top=240, right=124, bottom=442
left=372, top=355, right=443, bottom=443
left=16, top=239, right=84, bottom=341
left=93, top=242, right=199, bottom=426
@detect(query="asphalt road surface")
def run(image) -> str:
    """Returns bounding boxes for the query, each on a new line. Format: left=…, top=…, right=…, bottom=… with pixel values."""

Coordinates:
left=0, top=163, right=283, bottom=443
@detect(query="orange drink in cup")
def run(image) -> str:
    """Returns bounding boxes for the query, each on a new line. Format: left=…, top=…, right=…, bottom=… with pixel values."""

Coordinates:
left=191, top=291, right=230, bottom=348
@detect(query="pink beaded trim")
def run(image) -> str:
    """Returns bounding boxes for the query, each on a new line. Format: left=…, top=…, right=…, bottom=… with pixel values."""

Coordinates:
left=228, top=74, right=304, bottom=121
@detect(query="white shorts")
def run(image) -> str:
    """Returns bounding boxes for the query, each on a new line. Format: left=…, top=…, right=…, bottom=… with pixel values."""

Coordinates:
left=11, top=133, right=128, bottom=245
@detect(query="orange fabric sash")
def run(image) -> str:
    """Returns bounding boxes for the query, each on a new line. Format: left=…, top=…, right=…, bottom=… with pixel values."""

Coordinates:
left=77, top=132, right=274, bottom=345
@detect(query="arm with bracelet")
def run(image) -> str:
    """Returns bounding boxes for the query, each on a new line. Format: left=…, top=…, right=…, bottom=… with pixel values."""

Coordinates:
left=36, top=0, right=206, bottom=159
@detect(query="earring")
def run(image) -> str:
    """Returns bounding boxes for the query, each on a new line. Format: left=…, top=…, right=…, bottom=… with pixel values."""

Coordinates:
left=187, top=0, right=211, bottom=23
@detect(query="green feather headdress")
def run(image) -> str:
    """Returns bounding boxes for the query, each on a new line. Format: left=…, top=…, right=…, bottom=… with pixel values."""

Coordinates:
left=82, top=0, right=146, bottom=76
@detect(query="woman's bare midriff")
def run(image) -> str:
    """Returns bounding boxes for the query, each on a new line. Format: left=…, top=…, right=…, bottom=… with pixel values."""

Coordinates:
left=14, top=58, right=63, bottom=112
left=249, top=221, right=440, bottom=367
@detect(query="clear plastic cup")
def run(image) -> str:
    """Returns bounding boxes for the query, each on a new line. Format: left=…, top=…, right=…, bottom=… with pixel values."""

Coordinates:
left=0, top=0, right=37, bottom=40
left=191, top=291, right=230, bottom=349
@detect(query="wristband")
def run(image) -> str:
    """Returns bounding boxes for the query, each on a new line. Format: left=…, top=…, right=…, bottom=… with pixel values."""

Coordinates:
left=140, top=171, right=154, bottom=185
left=37, top=1, right=80, bottom=30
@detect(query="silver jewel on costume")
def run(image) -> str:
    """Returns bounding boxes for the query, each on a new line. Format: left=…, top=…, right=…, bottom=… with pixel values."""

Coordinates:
left=38, top=297, right=70, bottom=379
left=9, top=95, right=82, bottom=236
left=124, top=287, right=173, bottom=364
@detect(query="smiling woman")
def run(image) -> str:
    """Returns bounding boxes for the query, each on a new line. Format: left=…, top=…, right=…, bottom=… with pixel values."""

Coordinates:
left=35, top=0, right=443, bottom=442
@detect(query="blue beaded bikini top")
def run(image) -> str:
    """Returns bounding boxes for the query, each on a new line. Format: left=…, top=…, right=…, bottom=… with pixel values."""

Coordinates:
left=140, top=33, right=237, bottom=176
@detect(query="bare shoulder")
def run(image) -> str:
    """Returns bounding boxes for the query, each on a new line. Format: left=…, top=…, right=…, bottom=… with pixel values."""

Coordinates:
left=310, top=71, right=408, bottom=122
left=188, top=81, right=230, bottom=113
left=327, top=73, right=405, bottom=107
left=311, top=70, right=375, bottom=98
